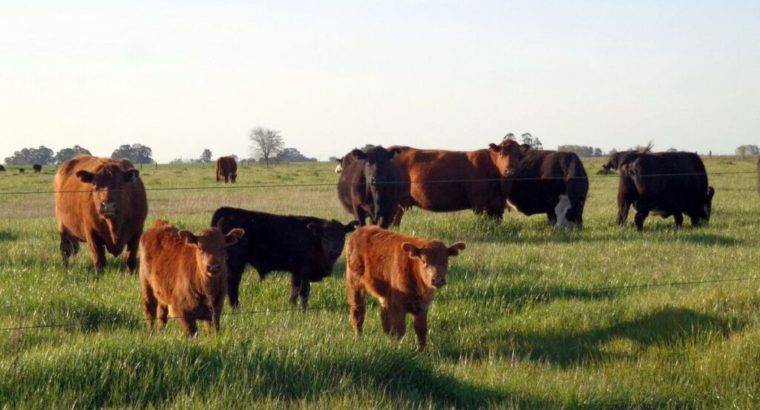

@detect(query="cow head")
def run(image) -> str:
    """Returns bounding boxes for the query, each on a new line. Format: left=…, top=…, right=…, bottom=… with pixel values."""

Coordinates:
left=307, top=220, right=358, bottom=260
left=401, top=241, right=466, bottom=289
left=361, top=147, right=402, bottom=204
left=698, top=186, right=716, bottom=226
left=230, top=172, right=237, bottom=183
left=76, top=165, right=140, bottom=220
left=489, top=139, right=523, bottom=177
left=178, top=227, right=244, bottom=277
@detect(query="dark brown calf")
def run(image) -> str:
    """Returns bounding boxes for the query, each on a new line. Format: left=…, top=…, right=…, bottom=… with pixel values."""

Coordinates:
left=139, top=220, right=243, bottom=336
left=346, top=226, right=465, bottom=351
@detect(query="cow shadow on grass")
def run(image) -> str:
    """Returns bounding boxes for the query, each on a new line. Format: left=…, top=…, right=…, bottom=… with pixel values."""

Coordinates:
left=0, top=231, right=18, bottom=241
left=437, top=307, right=742, bottom=369
left=22, top=298, right=140, bottom=333
left=3, top=342, right=548, bottom=408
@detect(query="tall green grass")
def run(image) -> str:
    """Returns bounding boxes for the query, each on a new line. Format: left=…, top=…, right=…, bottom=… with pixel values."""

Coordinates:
left=1, top=158, right=759, bottom=408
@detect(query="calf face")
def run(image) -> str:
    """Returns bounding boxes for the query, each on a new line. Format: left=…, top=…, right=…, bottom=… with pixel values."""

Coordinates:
left=76, top=166, right=140, bottom=220
left=307, top=220, right=358, bottom=260
left=490, top=140, right=523, bottom=177
left=401, top=241, right=466, bottom=288
left=178, top=227, right=245, bottom=276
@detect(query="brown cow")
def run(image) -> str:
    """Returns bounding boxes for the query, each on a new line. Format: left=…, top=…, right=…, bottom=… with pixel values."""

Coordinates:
left=216, top=156, right=238, bottom=183
left=54, top=155, right=148, bottom=272
left=346, top=226, right=465, bottom=351
left=139, top=220, right=244, bottom=336
left=390, top=140, right=522, bottom=224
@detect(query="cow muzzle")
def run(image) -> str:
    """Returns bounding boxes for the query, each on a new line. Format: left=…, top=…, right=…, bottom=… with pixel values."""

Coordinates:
left=502, top=169, right=515, bottom=177
left=100, top=201, right=117, bottom=218
left=432, top=277, right=446, bottom=288
left=206, top=264, right=222, bottom=275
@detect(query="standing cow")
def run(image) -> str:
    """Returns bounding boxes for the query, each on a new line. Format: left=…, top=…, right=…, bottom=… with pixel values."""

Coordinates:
left=346, top=226, right=465, bottom=351
left=33, top=164, right=42, bottom=173
left=617, top=152, right=715, bottom=230
left=211, top=207, right=357, bottom=310
left=216, top=156, right=238, bottom=183
left=500, top=144, right=589, bottom=228
left=0, top=165, right=5, bottom=172
left=390, top=140, right=523, bottom=224
left=139, top=220, right=244, bottom=336
left=337, top=146, right=402, bottom=228
left=54, top=155, right=148, bottom=272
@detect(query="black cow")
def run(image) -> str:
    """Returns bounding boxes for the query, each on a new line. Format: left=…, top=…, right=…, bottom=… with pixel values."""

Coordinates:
left=337, top=146, right=402, bottom=228
left=211, top=207, right=357, bottom=310
left=0, top=165, right=5, bottom=172
left=617, top=152, right=714, bottom=230
left=503, top=149, right=589, bottom=228
left=33, top=164, right=42, bottom=173
left=756, top=157, right=760, bottom=197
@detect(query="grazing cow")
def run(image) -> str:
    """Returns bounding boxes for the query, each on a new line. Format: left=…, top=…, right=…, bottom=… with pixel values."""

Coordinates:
left=601, top=145, right=653, bottom=172
left=139, top=220, right=244, bottom=336
left=617, top=152, right=715, bottom=230
left=33, top=164, right=42, bottom=173
left=0, top=165, right=5, bottom=172
left=211, top=207, right=357, bottom=309
left=215, top=156, right=238, bottom=183
left=390, top=140, right=523, bottom=224
left=18, top=168, right=24, bottom=173
left=54, top=155, right=148, bottom=272
left=346, top=226, right=465, bottom=351
left=337, top=146, right=403, bottom=228
left=501, top=145, right=589, bottom=228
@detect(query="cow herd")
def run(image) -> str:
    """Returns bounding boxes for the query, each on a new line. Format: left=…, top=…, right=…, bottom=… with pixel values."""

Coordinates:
left=48, top=143, right=716, bottom=349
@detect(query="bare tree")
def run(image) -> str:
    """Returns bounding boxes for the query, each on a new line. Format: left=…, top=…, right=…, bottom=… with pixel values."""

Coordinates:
left=249, top=127, right=284, bottom=166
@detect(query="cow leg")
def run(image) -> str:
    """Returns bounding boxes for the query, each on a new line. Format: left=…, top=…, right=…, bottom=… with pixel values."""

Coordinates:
left=380, top=306, right=393, bottom=335
left=547, top=211, right=557, bottom=226
left=124, top=232, right=141, bottom=274
left=156, top=304, right=168, bottom=331
left=289, top=276, right=310, bottom=310
left=413, top=311, right=428, bottom=352
left=673, top=213, right=684, bottom=227
left=353, top=206, right=368, bottom=226
left=390, top=206, right=405, bottom=227
left=85, top=235, right=106, bottom=272
left=617, top=201, right=632, bottom=226
left=299, top=281, right=311, bottom=311
left=59, top=232, right=79, bottom=268
left=390, top=306, right=407, bottom=341
left=226, top=260, right=246, bottom=309
left=346, top=282, right=366, bottom=336
left=141, top=283, right=158, bottom=330
left=634, top=210, right=648, bottom=231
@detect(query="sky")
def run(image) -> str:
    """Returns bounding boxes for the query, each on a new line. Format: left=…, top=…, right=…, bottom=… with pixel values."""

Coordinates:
left=1, top=1, right=758, bottom=163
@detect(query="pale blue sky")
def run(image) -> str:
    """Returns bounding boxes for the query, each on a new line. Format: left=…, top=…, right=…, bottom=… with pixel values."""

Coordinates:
left=1, top=1, right=758, bottom=162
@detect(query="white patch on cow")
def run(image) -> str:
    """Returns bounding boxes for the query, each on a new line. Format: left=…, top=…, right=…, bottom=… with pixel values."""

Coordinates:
left=506, top=199, right=520, bottom=212
left=554, top=194, right=574, bottom=229
left=334, top=164, right=342, bottom=173
left=377, top=296, right=388, bottom=308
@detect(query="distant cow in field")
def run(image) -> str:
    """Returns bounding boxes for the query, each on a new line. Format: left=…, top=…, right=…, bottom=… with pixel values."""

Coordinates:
left=0, top=165, right=5, bottom=172
left=390, top=140, right=523, bottom=224
left=54, top=155, right=148, bottom=272
left=346, top=226, right=465, bottom=351
left=337, top=146, right=403, bottom=228
left=616, top=152, right=714, bottom=230
left=211, top=207, right=357, bottom=309
left=501, top=144, right=589, bottom=228
left=18, top=168, right=24, bottom=173
left=33, top=164, right=42, bottom=173
left=756, top=157, right=760, bottom=197
left=139, top=219, right=244, bottom=336
left=216, top=156, right=238, bottom=183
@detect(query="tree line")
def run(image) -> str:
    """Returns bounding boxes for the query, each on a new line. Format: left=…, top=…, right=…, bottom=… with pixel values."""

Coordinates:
left=4, top=144, right=155, bottom=166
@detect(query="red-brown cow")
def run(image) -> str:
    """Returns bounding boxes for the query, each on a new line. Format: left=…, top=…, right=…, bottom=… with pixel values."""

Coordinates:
left=54, top=155, right=148, bottom=273
left=346, top=226, right=465, bottom=351
left=139, top=220, right=244, bottom=336
left=390, top=140, right=522, bottom=224
left=216, top=156, right=238, bottom=183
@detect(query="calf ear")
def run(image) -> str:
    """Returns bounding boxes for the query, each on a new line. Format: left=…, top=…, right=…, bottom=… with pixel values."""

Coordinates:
left=178, top=230, right=199, bottom=245
left=307, top=222, right=323, bottom=236
left=75, top=170, right=95, bottom=184
left=401, top=242, right=420, bottom=259
left=707, top=186, right=715, bottom=200
left=488, top=143, right=499, bottom=152
left=447, top=241, right=466, bottom=256
left=225, top=228, right=245, bottom=246
left=123, top=169, right=139, bottom=183
left=351, top=149, right=366, bottom=160
left=344, top=221, right=359, bottom=232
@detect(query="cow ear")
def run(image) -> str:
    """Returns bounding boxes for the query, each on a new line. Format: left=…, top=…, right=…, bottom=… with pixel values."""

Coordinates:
left=123, top=169, right=139, bottom=183
left=447, top=241, right=466, bottom=256
left=224, top=228, right=245, bottom=247
left=401, top=242, right=420, bottom=259
left=307, top=222, right=323, bottom=236
left=76, top=170, right=95, bottom=184
left=707, top=186, right=715, bottom=200
left=178, top=230, right=198, bottom=245
left=351, top=149, right=366, bottom=160
left=344, top=221, right=359, bottom=233
left=389, top=147, right=402, bottom=158
left=488, top=143, right=499, bottom=152
left=335, top=157, right=343, bottom=164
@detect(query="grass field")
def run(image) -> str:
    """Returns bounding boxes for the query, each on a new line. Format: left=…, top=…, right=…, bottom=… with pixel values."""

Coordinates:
left=1, top=156, right=759, bottom=408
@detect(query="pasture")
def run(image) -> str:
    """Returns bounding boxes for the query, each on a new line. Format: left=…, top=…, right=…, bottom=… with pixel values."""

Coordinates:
left=0, top=157, right=759, bottom=408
